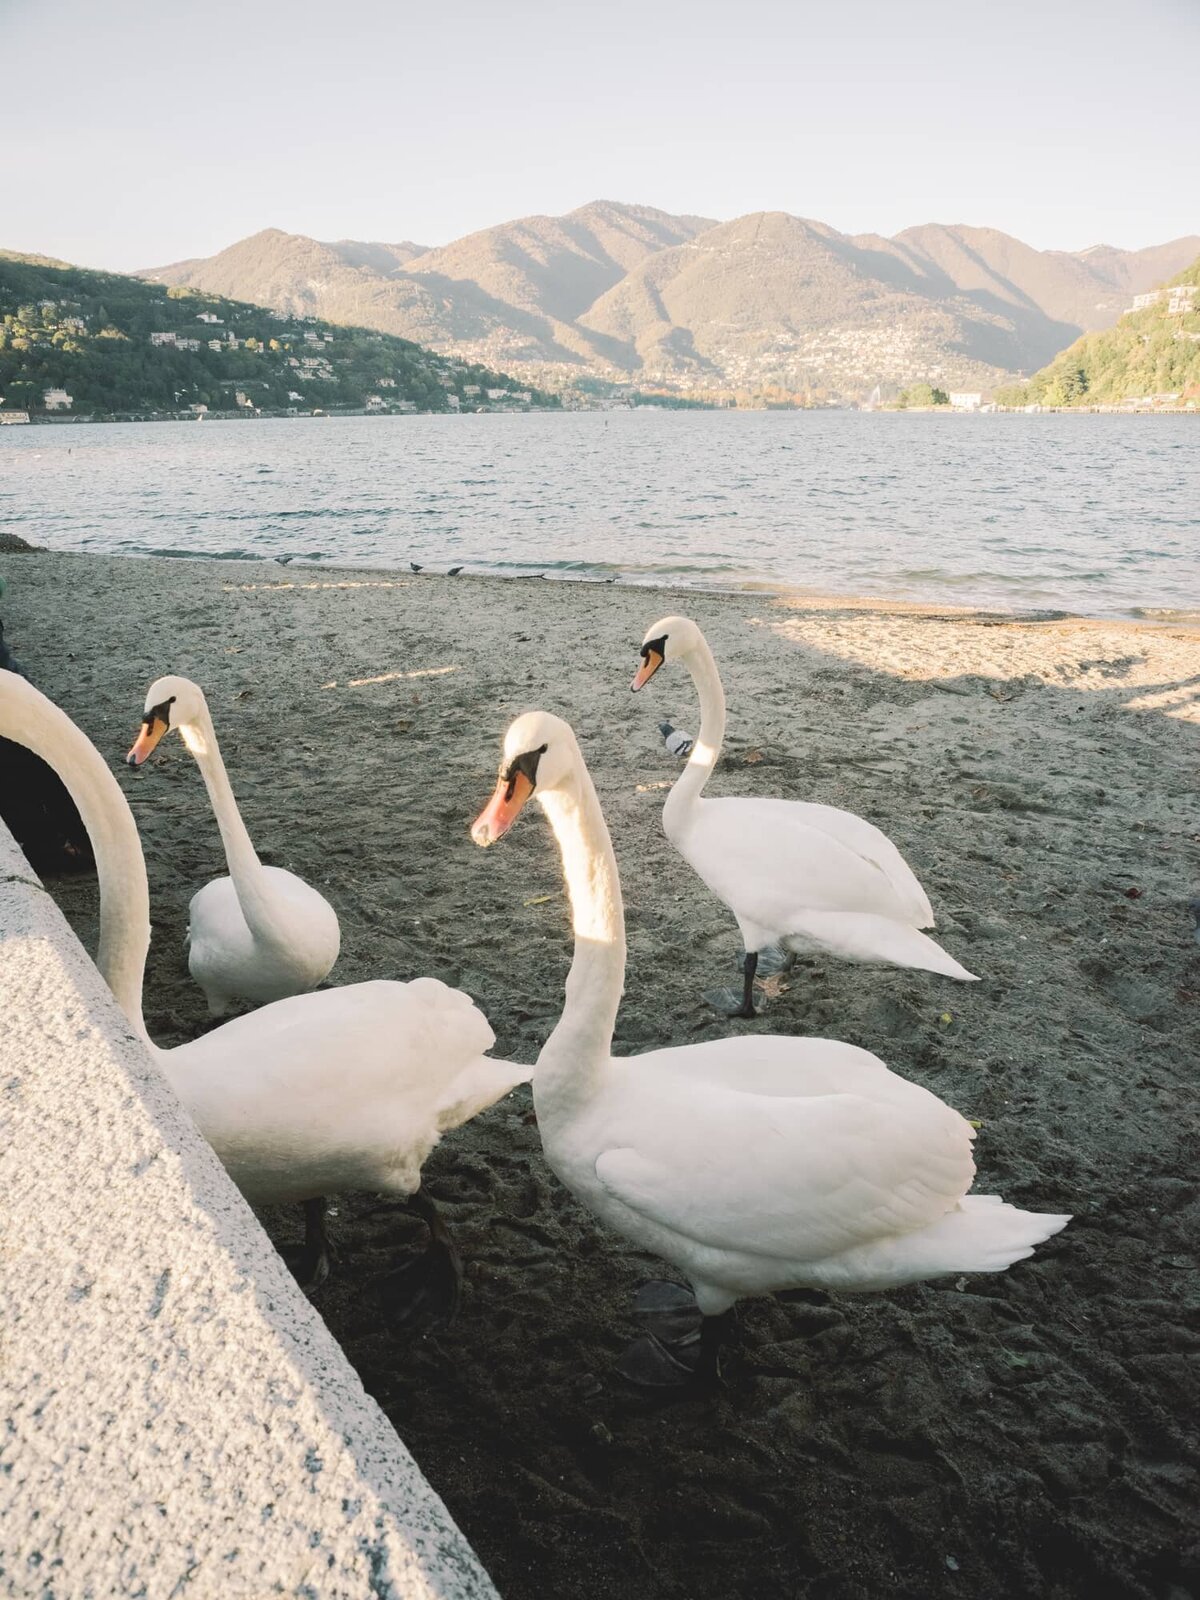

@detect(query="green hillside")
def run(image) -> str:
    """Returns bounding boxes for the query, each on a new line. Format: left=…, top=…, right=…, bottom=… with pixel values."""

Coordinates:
left=0, top=251, right=558, bottom=418
left=995, top=258, right=1200, bottom=408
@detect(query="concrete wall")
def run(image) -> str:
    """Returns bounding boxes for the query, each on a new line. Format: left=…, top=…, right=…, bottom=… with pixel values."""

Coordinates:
left=0, top=823, right=498, bottom=1600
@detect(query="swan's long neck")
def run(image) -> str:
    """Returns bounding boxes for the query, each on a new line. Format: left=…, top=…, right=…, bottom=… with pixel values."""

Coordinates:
left=0, top=672, right=151, bottom=1045
left=663, top=636, right=726, bottom=832
left=183, top=704, right=291, bottom=950
left=535, top=758, right=626, bottom=1118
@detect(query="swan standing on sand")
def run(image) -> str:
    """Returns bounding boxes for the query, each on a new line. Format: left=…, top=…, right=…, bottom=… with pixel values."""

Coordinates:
left=472, top=711, right=1068, bottom=1385
left=2, top=670, right=530, bottom=1311
left=632, top=615, right=977, bottom=1017
left=127, top=676, right=340, bottom=1015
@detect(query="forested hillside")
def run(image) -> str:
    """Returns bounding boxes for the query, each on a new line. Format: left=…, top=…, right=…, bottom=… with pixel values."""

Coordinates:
left=0, top=252, right=555, bottom=417
left=995, top=259, right=1200, bottom=407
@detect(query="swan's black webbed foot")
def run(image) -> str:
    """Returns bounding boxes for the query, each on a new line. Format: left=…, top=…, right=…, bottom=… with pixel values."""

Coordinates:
left=617, top=1307, right=734, bottom=1390
left=616, top=1332, right=699, bottom=1387
left=745, top=944, right=792, bottom=977
left=704, top=986, right=758, bottom=1017
left=632, top=1278, right=703, bottom=1344
left=705, top=948, right=761, bottom=1018
left=618, top=1282, right=731, bottom=1390
left=282, top=1196, right=335, bottom=1290
left=379, top=1188, right=462, bottom=1330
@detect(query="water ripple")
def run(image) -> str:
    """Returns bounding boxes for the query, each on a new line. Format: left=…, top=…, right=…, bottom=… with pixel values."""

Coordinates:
left=2, top=412, right=1197, bottom=619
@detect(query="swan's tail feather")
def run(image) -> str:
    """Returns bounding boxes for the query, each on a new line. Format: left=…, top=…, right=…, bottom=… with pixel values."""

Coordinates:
left=919, top=1195, right=1071, bottom=1273
left=435, top=1056, right=533, bottom=1132
left=827, top=1197, right=1070, bottom=1291
left=892, top=1196, right=1070, bottom=1280
left=782, top=911, right=978, bottom=981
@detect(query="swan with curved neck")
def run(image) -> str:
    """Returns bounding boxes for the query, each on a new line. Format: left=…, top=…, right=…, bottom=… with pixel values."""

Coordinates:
left=2, top=669, right=530, bottom=1305
left=127, top=675, right=339, bottom=1015
left=632, top=615, right=977, bottom=1017
left=473, top=711, right=1067, bottom=1385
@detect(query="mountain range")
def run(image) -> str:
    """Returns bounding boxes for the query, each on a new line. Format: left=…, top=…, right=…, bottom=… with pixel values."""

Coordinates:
left=144, top=202, right=1200, bottom=402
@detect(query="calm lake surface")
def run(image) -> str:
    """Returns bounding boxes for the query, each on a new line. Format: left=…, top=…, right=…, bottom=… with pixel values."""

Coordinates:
left=2, top=411, right=1196, bottom=620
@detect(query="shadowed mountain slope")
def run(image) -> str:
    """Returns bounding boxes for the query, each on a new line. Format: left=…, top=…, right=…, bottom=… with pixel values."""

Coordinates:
left=142, top=207, right=1200, bottom=400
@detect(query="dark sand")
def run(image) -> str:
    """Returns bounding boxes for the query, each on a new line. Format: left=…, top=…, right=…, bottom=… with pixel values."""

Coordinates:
left=6, top=552, right=1199, bottom=1600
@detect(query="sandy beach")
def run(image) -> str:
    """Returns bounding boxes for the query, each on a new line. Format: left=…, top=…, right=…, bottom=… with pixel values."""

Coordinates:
left=5, top=550, right=1199, bottom=1600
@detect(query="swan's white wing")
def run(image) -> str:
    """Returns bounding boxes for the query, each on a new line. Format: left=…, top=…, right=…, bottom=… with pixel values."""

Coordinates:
left=769, top=800, right=935, bottom=927
left=680, top=798, right=924, bottom=931
left=594, top=1080, right=975, bottom=1264
left=167, top=977, right=499, bottom=1192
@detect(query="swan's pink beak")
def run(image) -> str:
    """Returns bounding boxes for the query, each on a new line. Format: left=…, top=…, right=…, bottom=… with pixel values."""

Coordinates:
left=631, top=646, right=664, bottom=692
left=126, top=714, right=168, bottom=768
left=472, top=771, right=534, bottom=846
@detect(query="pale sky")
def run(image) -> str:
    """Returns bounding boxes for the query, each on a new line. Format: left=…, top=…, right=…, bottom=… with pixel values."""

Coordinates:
left=5, top=0, right=1198, bottom=271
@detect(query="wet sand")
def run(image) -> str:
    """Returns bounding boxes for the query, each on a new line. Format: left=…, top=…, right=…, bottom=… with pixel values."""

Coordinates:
left=6, top=551, right=1199, bottom=1600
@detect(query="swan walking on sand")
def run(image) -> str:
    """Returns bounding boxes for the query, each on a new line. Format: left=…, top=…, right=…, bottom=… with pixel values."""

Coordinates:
left=127, top=676, right=340, bottom=1015
left=472, top=711, right=1068, bottom=1386
left=2, top=670, right=530, bottom=1312
left=632, top=615, right=977, bottom=1016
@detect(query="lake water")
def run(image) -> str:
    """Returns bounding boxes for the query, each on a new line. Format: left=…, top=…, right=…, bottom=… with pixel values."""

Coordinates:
left=2, top=411, right=1196, bottom=621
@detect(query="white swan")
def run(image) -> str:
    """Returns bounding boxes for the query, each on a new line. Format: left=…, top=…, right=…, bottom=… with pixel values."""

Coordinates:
left=632, top=615, right=977, bottom=1016
left=127, top=675, right=340, bottom=1015
left=2, top=669, right=530, bottom=1309
left=472, top=711, right=1068, bottom=1384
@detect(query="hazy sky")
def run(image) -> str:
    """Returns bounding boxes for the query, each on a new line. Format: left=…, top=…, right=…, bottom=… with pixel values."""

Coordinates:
left=5, top=0, right=1198, bottom=270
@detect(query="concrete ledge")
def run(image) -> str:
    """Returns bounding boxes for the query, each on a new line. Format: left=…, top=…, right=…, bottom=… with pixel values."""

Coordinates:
left=0, top=823, right=498, bottom=1599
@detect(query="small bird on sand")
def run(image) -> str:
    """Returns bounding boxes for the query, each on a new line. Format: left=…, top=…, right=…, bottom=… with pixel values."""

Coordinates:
left=659, top=720, right=695, bottom=760
left=410, top=562, right=423, bottom=573
left=447, top=566, right=464, bottom=576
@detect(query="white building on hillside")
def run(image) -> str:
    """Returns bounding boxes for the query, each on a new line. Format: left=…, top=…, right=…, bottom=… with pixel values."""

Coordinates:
left=949, top=392, right=982, bottom=410
left=43, top=387, right=73, bottom=410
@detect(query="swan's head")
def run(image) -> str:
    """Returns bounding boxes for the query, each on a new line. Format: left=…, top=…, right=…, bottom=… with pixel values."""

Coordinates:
left=631, top=614, right=703, bottom=691
left=126, top=675, right=205, bottom=767
left=471, top=710, right=577, bottom=846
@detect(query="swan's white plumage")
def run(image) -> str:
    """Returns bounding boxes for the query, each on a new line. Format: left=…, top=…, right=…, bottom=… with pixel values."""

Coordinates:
left=483, top=710, right=1068, bottom=1323
left=169, top=976, right=527, bottom=1205
left=134, top=675, right=341, bottom=1013
left=3, top=670, right=529, bottom=1214
left=641, top=618, right=973, bottom=980
left=187, top=866, right=341, bottom=1010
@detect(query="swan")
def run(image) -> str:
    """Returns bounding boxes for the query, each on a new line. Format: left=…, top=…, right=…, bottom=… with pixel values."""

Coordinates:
left=1, top=668, right=530, bottom=1312
left=631, top=615, right=977, bottom=1017
left=0, top=610, right=93, bottom=875
left=126, top=675, right=340, bottom=1015
left=472, top=711, right=1068, bottom=1385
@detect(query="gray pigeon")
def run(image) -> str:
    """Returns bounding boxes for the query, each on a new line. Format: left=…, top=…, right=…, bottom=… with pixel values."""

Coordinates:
left=447, top=565, right=464, bottom=576
left=659, top=720, right=695, bottom=760
left=410, top=562, right=423, bottom=573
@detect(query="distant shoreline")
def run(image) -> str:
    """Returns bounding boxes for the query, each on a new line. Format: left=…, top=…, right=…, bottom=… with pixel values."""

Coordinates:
left=3, top=403, right=1196, bottom=424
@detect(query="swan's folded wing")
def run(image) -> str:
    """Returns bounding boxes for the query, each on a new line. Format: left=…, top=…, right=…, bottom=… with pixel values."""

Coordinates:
left=594, top=1089, right=975, bottom=1264
left=687, top=800, right=924, bottom=928
left=781, top=801, right=935, bottom=927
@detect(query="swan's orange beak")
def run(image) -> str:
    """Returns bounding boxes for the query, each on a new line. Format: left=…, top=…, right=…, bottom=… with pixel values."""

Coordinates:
left=631, top=645, right=664, bottom=692
left=472, top=771, right=534, bottom=846
left=126, top=714, right=168, bottom=768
